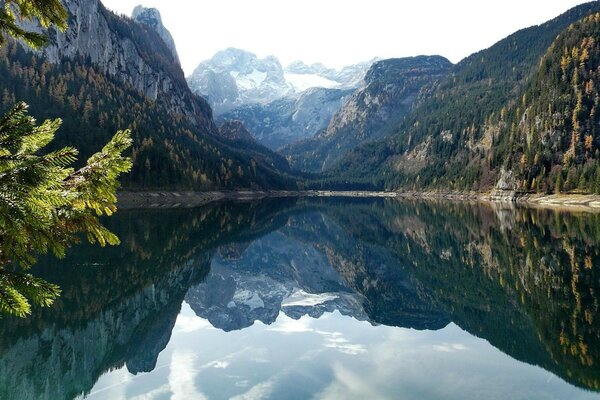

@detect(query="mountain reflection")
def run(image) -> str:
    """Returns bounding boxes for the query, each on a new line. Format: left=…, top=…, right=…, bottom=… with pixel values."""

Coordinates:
left=0, top=198, right=599, bottom=399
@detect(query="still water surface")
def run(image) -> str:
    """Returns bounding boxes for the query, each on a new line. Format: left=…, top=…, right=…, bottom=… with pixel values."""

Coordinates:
left=1, top=198, right=600, bottom=399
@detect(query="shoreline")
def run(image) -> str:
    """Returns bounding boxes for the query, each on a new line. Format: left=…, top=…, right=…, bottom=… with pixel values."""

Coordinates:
left=116, top=190, right=399, bottom=209
left=117, top=190, right=600, bottom=212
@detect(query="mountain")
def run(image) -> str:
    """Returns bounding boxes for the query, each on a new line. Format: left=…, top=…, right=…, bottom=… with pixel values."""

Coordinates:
left=187, top=48, right=293, bottom=114
left=131, top=5, right=180, bottom=65
left=1, top=0, right=297, bottom=189
left=187, top=48, right=375, bottom=115
left=282, top=56, right=452, bottom=172
left=496, top=12, right=600, bottom=194
left=29, top=0, right=210, bottom=128
left=218, top=120, right=256, bottom=143
left=330, top=2, right=600, bottom=193
left=219, top=87, right=354, bottom=149
left=284, top=59, right=376, bottom=92
left=185, top=228, right=368, bottom=332
left=0, top=200, right=294, bottom=400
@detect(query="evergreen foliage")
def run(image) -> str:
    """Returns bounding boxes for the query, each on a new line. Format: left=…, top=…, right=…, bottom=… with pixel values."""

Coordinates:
left=0, top=102, right=132, bottom=317
left=0, top=0, right=134, bottom=317
left=0, top=0, right=67, bottom=48
left=328, top=2, right=600, bottom=193
left=498, top=13, right=600, bottom=193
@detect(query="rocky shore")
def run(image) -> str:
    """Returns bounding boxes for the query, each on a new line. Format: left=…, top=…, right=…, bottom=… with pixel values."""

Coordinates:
left=396, top=191, right=600, bottom=212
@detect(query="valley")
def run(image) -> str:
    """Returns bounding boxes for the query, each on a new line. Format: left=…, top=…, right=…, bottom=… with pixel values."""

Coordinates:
left=3, top=2, right=600, bottom=398
left=5, top=0, right=600, bottom=199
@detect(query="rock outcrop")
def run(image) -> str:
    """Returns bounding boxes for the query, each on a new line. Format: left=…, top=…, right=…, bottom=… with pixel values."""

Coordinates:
left=132, top=5, right=180, bottom=65
left=281, top=56, right=453, bottom=172
left=36, top=0, right=215, bottom=130
left=220, top=87, right=354, bottom=149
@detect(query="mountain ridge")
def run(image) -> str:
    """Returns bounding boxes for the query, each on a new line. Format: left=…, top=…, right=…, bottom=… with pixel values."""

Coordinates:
left=326, top=1, right=600, bottom=194
left=219, top=86, right=354, bottom=149
left=282, top=55, right=453, bottom=172
left=1, top=0, right=300, bottom=190
left=131, top=5, right=180, bottom=65
left=187, top=47, right=375, bottom=115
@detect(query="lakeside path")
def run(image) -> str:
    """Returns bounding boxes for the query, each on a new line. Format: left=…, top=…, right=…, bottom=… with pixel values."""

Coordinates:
left=117, top=190, right=600, bottom=212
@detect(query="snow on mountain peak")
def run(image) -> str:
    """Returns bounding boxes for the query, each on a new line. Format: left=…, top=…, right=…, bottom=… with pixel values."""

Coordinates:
left=187, top=48, right=377, bottom=115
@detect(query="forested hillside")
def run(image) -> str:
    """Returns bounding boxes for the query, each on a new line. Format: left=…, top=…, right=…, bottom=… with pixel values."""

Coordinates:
left=0, top=41, right=297, bottom=189
left=329, top=1, right=600, bottom=193
left=497, top=13, right=600, bottom=193
left=282, top=56, right=452, bottom=173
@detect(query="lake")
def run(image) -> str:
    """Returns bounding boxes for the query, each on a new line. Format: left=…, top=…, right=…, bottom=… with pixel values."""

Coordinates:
left=1, top=197, right=599, bottom=400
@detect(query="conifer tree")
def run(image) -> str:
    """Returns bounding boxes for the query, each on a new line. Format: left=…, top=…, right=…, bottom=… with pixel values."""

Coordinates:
left=0, top=0, right=68, bottom=48
left=0, top=1, right=133, bottom=317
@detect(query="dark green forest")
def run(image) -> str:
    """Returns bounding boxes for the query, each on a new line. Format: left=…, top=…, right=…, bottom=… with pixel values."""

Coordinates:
left=328, top=2, right=600, bottom=194
left=0, top=42, right=298, bottom=190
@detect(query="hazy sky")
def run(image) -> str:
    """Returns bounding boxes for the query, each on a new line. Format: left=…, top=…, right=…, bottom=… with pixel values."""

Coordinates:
left=101, top=0, right=592, bottom=76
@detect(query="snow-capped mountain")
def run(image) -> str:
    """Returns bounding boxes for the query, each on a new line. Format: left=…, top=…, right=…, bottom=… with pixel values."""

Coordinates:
left=219, top=87, right=354, bottom=149
left=187, top=48, right=377, bottom=115
left=187, top=48, right=293, bottom=114
left=284, top=59, right=378, bottom=92
left=185, top=230, right=368, bottom=332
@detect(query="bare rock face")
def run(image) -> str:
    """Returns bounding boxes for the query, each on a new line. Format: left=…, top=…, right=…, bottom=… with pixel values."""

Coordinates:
left=281, top=56, right=453, bottom=172
left=219, top=87, right=354, bottom=150
left=34, top=0, right=215, bottom=131
left=132, top=5, right=180, bottom=65
left=495, top=167, right=517, bottom=191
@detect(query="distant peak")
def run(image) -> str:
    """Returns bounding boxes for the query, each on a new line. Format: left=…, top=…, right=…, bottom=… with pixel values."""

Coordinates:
left=131, top=5, right=180, bottom=65
left=132, top=5, right=162, bottom=22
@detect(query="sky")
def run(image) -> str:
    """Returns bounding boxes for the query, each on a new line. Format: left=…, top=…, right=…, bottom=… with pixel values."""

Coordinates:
left=101, top=0, right=593, bottom=76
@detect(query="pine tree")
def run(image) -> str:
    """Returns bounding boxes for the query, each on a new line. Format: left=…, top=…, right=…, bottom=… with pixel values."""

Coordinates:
left=0, top=0, right=68, bottom=48
left=556, top=170, right=564, bottom=193
left=0, top=103, right=132, bottom=317
left=0, top=2, right=132, bottom=317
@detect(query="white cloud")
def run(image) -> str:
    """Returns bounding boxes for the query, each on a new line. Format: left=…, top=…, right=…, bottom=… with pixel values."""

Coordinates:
left=230, top=379, right=276, bottom=400
left=130, top=385, right=171, bottom=400
left=432, top=342, right=469, bottom=353
left=266, top=313, right=314, bottom=333
left=317, top=362, right=386, bottom=400
left=169, top=351, right=206, bottom=400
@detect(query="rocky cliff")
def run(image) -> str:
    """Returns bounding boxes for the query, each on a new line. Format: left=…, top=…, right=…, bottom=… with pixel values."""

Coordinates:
left=219, top=87, right=354, bottom=149
left=131, top=5, right=180, bottom=65
left=37, top=0, right=214, bottom=130
left=281, top=56, right=452, bottom=172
